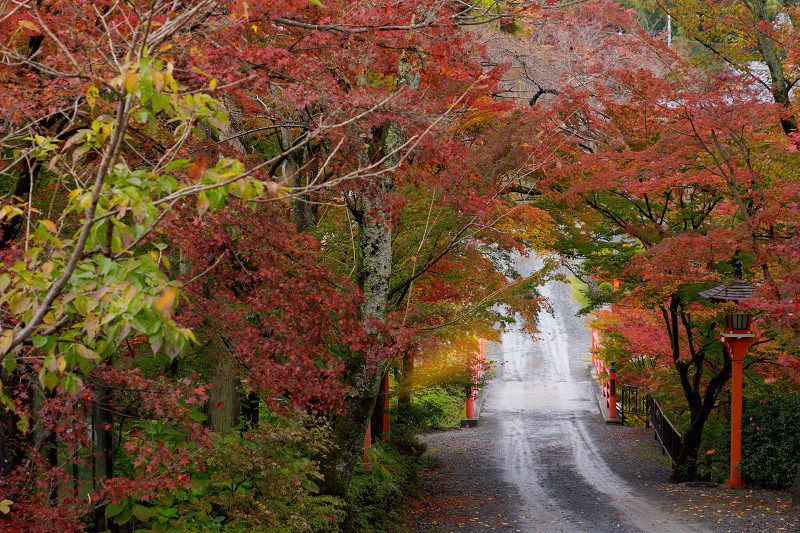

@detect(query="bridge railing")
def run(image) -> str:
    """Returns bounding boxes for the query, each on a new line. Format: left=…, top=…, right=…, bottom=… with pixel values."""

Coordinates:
left=647, top=396, right=683, bottom=463
left=620, top=384, right=649, bottom=428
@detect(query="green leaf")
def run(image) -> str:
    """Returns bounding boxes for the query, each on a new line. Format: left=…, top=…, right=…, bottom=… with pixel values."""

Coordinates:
left=76, top=344, right=101, bottom=361
left=206, top=187, right=223, bottom=209
left=0, top=273, right=10, bottom=293
left=32, top=336, right=48, bottom=348
left=115, top=506, right=133, bottom=525
left=132, top=504, right=151, bottom=523
left=105, top=501, right=126, bottom=518
left=159, top=492, right=174, bottom=508
left=2, top=355, right=17, bottom=373
left=61, top=374, right=84, bottom=397
left=300, top=479, right=320, bottom=493
left=164, top=159, right=190, bottom=172
left=97, top=255, right=113, bottom=276
left=42, top=371, right=58, bottom=392
left=16, top=414, right=28, bottom=433
left=149, top=332, right=163, bottom=355
left=188, top=408, right=207, bottom=422
left=151, top=92, right=170, bottom=115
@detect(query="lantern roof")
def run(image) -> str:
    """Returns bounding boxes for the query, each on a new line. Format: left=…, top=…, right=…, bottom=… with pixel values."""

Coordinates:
left=698, top=279, right=756, bottom=303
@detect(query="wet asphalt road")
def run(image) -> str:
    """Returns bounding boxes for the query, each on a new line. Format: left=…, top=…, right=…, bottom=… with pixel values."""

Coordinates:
left=475, top=254, right=713, bottom=533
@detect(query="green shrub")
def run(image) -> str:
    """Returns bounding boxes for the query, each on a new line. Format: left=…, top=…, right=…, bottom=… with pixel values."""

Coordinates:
left=109, top=416, right=345, bottom=532
left=393, top=387, right=464, bottom=430
left=347, top=443, right=420, bottom=533
left=739, top=394, right=800, bottom=489
left=390, top=423, right=428, bottom=457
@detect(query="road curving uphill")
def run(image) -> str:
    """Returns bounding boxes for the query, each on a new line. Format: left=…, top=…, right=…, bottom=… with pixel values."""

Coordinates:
left=412, top=253, right=800, bottom=533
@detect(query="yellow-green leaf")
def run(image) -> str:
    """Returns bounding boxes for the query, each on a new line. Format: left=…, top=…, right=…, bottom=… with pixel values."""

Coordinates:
left=40, top=219, right=57, bottom=233
left=18, top=20, right=38, bottom=32
left=196, top=192, right=210, bottom=217
left=124, top=71, right=140, bottom=94
left=76, top=344, right=101, bottom=361
left=84, top=313, right=100, bottom=340
left=16, top=414, right=29, bottom=433
left=0, top=499, right=12, bottom=515
left=86, top=85, right=99, bottom=111
left=155, top=287, right=177, bottom=312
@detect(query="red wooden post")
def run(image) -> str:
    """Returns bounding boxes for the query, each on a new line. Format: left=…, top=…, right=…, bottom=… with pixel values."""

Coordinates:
left=608, top=361, right=617, bottom=418
left=591, top=328, right=601, bottom=372
left=720, top=328, right=757, bottom=488
left=465, top=337, right=484, bottom=419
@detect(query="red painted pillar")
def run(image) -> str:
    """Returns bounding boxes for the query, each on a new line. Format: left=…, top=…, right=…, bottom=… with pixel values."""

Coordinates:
left=591, top=328, right=601, bottom=372
left=608, top=361, right=617, bottom=418
left=722, top=332, right=757, bottom=488
left=465, top=337, right=484, bottom=419
left=600, top=360, right=607, bottom=398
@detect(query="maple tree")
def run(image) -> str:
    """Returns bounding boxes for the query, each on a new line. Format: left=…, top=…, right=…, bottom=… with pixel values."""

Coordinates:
left=209, top=0, right=560, bottom=499
left=502, top=0, right=800, bottom=482
left=649, top=0, right=799, bottom=133
left=0, top=0, right=561, bottom=528
left=5, top=0, right=796, bottom=529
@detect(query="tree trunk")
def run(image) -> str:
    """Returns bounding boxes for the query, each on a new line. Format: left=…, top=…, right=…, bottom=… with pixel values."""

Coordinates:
left=669, top=407, right=708, bottom=483
left=319, top=125, right=396, bottom=500
left=281, top=128, right=313, bottom=232
left=321, top=351, right=385, bottom=497
left=206, top=356, right=241, bottom=434
left=662, top=295, right=731, bottom=483
left=667, top=356, right=730, bottom=483
left=93, top=382, right=113, bottom=533
left=751, top=0, right=796, bottom=134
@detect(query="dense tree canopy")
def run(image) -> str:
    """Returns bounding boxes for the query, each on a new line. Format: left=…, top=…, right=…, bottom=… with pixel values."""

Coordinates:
left=1, top=0, right=799, bottom=529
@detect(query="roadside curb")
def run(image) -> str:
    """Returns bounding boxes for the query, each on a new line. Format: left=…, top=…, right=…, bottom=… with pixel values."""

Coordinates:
left=588, top=364, right=622, bottom=425
left=460, top=388, right=485, bottom=428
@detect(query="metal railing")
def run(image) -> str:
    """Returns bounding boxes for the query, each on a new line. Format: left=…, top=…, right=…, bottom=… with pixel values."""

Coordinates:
left=620, top=385, right=649, bottom=427
left=647, top=396, right=683, bottom=463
